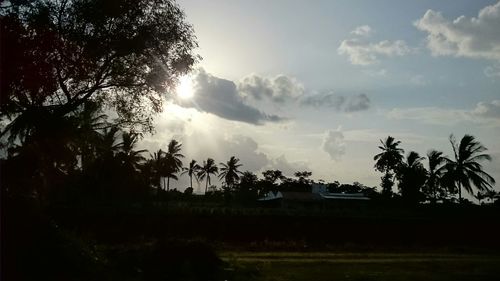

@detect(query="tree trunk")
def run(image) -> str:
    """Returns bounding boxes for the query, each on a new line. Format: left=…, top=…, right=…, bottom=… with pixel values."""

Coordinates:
left=433, top=179, right=437, bottom=203
left=205, top=178, right=208, bottom=194
left=190, top=175, right=193, bottom=189
left=458, top=182, right=462, bottom=203
left=167, top=177, right=170, bottom=191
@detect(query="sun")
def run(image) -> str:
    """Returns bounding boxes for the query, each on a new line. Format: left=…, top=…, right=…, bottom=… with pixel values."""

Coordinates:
left=176, top=75, right=194, bottom=100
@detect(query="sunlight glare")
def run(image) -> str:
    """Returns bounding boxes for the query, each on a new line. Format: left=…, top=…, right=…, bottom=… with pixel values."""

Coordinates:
left=176, top=75, right=194, bottom=100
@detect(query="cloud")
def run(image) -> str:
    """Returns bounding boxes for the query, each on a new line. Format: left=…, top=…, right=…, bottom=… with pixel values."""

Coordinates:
left=484, top=64, right=500, bottom=78
left=410, top=74, right=428, bottom=86
left=351, top=25, right=373, bottom=37
left=265, top=155, right=310, bottom=178
left=300, top=93, right=371, bottom=112
left=238, top=74, right=371, bottom=112
left=414, top=1, right=500, bottom=60
left=321, top=129, right=346, bottom=161
left=472, top=100, right=500, bottom=119
left=177, top=69, right=284, bottom=125
left=338, top=38, right=411, bottom=65
left=387, top=100, right=500, bottom=126
left=238, top=74, right=304, bottom=103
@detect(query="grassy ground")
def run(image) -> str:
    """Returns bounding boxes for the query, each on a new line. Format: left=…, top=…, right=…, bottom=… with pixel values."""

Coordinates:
left=221, top=252, right=500, bottom=281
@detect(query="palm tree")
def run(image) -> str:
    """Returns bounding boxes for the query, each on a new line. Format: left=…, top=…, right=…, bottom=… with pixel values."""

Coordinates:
left=425, top=150, right=447, bottom=202
left=374, top=136, right=404, bottom=197
left=397, top=151, right=426, bottom=202
left=117, top=132, right=147, bottom=172
left=149, top=149, right=165, bottom=196
left=198, top=158, right=218, bottom=194
left=163, top=139, right=184, bottom=191
left=219, top=156, right=243, bottom=190
left=181, top=159, right=201, bottom=190
left=444, top=134, right=495, bottom=202
left=76, top=102, right=109, bottom=170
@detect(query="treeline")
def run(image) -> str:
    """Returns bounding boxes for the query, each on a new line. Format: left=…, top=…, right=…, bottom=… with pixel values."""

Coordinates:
left=374, top=135, right=497, bottom=204
left=1, top=101, right=498, bottom=206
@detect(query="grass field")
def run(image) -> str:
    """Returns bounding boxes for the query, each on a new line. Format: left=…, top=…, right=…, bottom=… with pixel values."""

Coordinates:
left=221, top=252, right=500, bottom=281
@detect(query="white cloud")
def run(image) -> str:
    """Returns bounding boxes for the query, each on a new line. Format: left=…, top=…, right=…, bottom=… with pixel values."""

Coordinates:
left=338, top=38, right=411, bottom=65
left=265, top=155, right=310, bottom=178
left=321, top=128, right=346, bottom=161
left=414, top=1, right=500, bottom=60
left=238, top=74, right=304, bottom=103
left=472, top=100, right=500, bottom=119
left=351, top=25, right=373, bottom=37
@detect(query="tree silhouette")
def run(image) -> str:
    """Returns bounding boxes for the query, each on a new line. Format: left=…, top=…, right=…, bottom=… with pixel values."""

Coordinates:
left=163, top=140, right=184, bottom=191
left=198, top=158, right=218, bottom=194
left=149, top=149, right=165, bottom=196
left=374, top=136, right=404, bottom=197
left=397, top=151, right=426, bottom=203
left=443, top=134, right=495, bottom=202
left=117, top=132, right=147, bottom=173
left=1, top=0, right=199, bottom=137
left=424, top=150, right=447, bottom=202
left=219, top=156, right=243, bottom=190
left=182, top=159, right=201, bottom=191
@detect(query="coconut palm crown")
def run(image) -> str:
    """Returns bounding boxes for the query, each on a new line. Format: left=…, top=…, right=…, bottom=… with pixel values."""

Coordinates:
left=444, top=134, right=495, bottom=202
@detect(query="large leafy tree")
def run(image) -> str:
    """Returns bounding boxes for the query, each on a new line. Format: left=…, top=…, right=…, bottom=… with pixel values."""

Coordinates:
left=0, top=0, right=199, bottom=139
left=198, top=158, right=218, bottom=194
left=218, top=156, right=243, bottom=190
left=374, top=136, right=404, bottom=197
left=444, top=134, right=495, bottom=202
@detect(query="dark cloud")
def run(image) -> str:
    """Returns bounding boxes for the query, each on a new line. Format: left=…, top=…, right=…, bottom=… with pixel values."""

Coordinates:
left=177, top=69, right=284, bottom=125
left=300, top=93, right=371, bottom=112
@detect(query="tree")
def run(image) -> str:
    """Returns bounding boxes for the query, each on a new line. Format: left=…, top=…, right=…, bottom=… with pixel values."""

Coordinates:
left=198, top=158, right=218, bottom=194
left=218, top=156, right=243, bottom=190
left=163, top=139, right=184, bottom=191
left=443, top=134, right=495, bottom=202
left=181, top=159, right=200, bottom=191
left=1, top=0, right=199, bottom=138
left=262, top=170, right=284, bottom=184
left=424, top=150, right=447, bottom=202
left=374, top=136, right=404, bottom=197
left=239, top=171, right=258, bottom=191
left=149, top=149, right=165, bottom=196
left=117, top=132, right=147, bottom=173
left=396, top=151, right=426, bottom=203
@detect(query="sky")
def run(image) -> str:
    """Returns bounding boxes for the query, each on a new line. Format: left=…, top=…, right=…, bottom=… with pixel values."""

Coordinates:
left=139, top=0, right=500, bottom=194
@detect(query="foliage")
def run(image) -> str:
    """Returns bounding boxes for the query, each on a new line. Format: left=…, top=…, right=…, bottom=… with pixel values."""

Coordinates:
left=1, top=0, right=199, bottom=137
left=198, top=158, right=218, bottom=194
left=443, top=134, right=495, bottom=202
left=374, top=136, right=404, bottom=197
left=162, top=139, right=184, bottom=190
left=219, top=156, right=243, bottom=190
left=396, top=151, right=427, bottom=203
left=423, top=149, right=448, bottom=202
left=182, top=159, right=201, bottom=190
